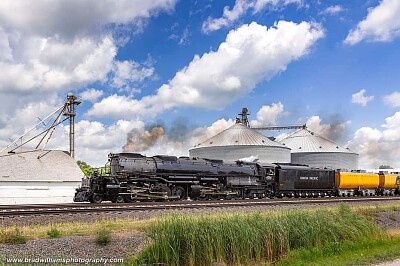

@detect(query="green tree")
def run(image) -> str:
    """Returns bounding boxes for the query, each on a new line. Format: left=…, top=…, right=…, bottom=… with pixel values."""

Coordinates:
left=77, top=160, right=95, bottom=177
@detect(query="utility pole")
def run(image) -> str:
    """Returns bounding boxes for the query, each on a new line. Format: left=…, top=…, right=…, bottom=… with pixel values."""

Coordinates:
left=64, top=94, right=81, bottom=158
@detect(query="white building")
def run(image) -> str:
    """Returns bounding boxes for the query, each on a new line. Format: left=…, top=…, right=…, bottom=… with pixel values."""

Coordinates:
left=0, top=150, right=83, bottom=205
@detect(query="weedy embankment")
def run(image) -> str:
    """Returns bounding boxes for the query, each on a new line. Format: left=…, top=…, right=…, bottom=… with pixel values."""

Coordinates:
left=128, top=204, right=385, bottom=266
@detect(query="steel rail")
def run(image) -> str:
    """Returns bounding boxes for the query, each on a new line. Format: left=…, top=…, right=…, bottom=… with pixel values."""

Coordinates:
left=1, top=197, right=399, bottom=217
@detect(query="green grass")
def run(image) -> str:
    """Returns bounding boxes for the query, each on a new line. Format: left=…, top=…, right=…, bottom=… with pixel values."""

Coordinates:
left=277, top=237, right=400, bottom=266
left=0, top=217, right=149, bottom=241
left=0, top=226, right=27, bottom=244
left=127, top=204, right=385, bottom=266
left=96, top=224, right=111, bottom=246
left=46, top=227, right=61, bottom=238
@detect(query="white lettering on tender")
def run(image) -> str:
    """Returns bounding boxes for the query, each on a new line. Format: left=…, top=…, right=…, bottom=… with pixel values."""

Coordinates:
left=299, top=176, right=319, bottom=180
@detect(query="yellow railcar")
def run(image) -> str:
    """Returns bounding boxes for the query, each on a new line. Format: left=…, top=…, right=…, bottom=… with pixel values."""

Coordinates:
left=379, top=174, right=400, bottom=189
left=336, top=172, right=379, bottom=189
left=335, top=172, right=380, bottom=196
left=378, top=174, right=400, bottom=195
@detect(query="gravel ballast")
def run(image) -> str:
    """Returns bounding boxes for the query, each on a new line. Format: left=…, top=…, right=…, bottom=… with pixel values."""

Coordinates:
left=3, top=199, right=400, bottom=227
left=0, top=232, right=145, bottom=265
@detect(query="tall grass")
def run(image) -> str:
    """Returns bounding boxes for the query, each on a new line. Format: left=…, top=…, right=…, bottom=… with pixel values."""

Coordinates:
left=0, top=226, right=27, bottom=244
left=129, top=205, right=385, bottom=266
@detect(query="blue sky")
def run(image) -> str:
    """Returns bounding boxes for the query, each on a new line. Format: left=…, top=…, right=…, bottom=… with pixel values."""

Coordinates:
left=0, top=0, right=399, bottom=168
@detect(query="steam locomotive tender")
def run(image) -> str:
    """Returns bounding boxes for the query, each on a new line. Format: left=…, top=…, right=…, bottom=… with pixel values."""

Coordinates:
left=74, top=153, right=341, bottom=203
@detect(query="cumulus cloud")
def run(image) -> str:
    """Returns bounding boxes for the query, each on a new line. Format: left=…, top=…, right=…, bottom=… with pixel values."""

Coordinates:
left=306, top=115, right=350, bottom=142
left=0, top=1, right=178, bottom=164
left=58, top=119, right=144, bottom=166
left=383, top=91, right=400, bottom=107
left=351, top=89, right=374, bottom=106
left=250, top=102, right=286, bottom=126
left=0, top=36, right=117, bottom=93
left=111, top=60, right=155, bottom=90
left=80, top=89, right=104, bottom=103
left=202, top=0, right=303, bottom=33
left=347, top=112, right=400, bottom=168
left=0, top=100, right=62, bottom=148
left=0, top=1, right=176, bottom=40
left=88, top=21, right=324, bottom=119
left=0, top=1, right=176, bottom=94
left=86, top=94, right=146, bottom=119
left=344, top=0, right=400, bottom=45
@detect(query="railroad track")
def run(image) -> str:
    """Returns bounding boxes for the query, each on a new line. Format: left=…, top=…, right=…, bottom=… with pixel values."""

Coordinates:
left=1, top=197, right=400, bottom=217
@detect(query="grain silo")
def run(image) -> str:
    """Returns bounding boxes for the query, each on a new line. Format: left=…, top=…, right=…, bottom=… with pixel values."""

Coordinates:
left=279, top=128, right=358, bottom=170
left=189, top=122, right=291, bottom=163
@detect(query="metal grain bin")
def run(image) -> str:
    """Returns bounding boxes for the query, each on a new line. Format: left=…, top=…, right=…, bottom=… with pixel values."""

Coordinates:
left=189, top=123, right=291, bottom=163
left=279, top=129, right=358, bottom=170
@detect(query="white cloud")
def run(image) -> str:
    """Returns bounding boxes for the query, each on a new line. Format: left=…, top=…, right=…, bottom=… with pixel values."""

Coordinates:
left=0, top=34, right=117, bottom=93
left=347, top=112, right=400, bottom=168
left=111, top=60, right=155, bottom=90
left=57, top=119, right=144, bottom=166
left=86, top=94, right=145, bottom=119
left=0, top=1, right=176, bottom=94
left=0, top=0, right=177, bottom=157
left=202, top=0, right=303, bottom=33
left=383, top=91, right=400, bottom=107
left=306, top=115, right=350, bottom=142
left=0, top=98, right=71, bottom=153
left=80, top=89, right=104, bottom=103
left=344, top=0, right=400, bottom=45
left=88, top=21, right=324, bottom=119
left=0, top=1, right=176, bottom=40
left=351, top=89, right=374, bottom=106
left=322, top=5, right=344, bottom=15
left=179, top=28, right=190, bottom=45
left=250, top=102, right=286, bottom=126
left=190, top=119, right=236, bottom=147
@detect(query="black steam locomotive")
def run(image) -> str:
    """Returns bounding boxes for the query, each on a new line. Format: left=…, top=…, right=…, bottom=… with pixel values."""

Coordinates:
left=74, top=153, right=336, bottom=203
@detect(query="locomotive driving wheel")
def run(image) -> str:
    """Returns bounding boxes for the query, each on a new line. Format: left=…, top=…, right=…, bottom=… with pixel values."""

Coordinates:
left=92, top=194, right=103, bottom=204
left=171, top=186, right=186, bottom=200
left=116, top=195, right=124, bottom=203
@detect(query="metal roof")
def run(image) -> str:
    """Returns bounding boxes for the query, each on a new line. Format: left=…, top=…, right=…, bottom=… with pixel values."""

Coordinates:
left=0, top=150, right=83, bottom=182
left=192, top=123, right=289, bottom=149
left=279, top=129, right=357, bottom=154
